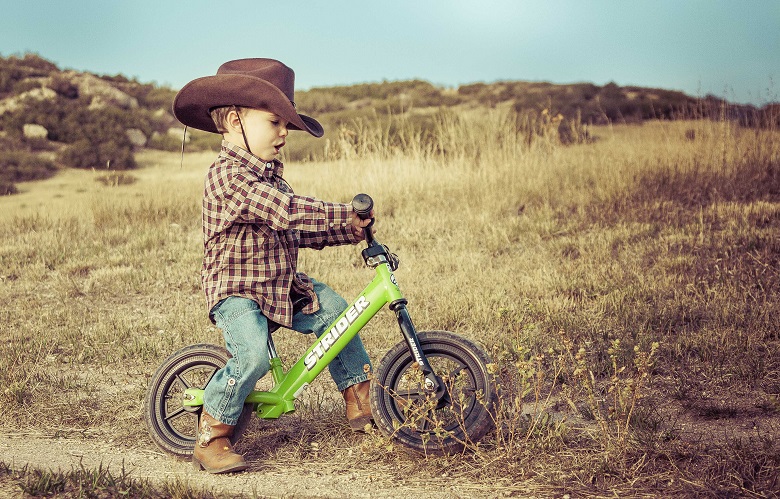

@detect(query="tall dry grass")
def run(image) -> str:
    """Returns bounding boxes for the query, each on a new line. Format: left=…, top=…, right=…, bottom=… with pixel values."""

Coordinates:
left=1, top=106, right=778, bottom=496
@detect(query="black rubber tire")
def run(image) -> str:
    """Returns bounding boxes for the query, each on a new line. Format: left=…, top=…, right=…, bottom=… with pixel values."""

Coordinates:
left=144, top=343, right=255, bottom=458
left=370, top=331, right=496, bottom=454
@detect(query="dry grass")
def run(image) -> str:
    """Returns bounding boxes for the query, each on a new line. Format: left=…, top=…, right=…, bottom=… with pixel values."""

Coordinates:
left=1, top=109, right=779, bottom=497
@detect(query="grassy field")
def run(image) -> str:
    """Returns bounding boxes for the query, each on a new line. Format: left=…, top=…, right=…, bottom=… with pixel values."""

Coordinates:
left=1, top=111, right=779, bottom=497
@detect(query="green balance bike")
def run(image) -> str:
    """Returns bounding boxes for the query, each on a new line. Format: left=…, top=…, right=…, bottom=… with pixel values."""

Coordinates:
left=145, top=194, right=497, bottom=456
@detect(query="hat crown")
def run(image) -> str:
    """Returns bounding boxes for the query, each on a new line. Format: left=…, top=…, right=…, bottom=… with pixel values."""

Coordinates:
left=217, top=58, right=295, bottom=103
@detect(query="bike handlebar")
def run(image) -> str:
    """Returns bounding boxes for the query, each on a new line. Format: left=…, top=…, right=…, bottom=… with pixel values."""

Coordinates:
left=351, top=193, right=376, bottom=246
left=351, top=193, right=374, bottom=220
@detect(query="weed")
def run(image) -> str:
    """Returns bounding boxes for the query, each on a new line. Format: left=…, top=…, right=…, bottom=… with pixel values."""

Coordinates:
left=94, top=171, right=138, bottom=186
left=1, top=460, right=222, bottom=498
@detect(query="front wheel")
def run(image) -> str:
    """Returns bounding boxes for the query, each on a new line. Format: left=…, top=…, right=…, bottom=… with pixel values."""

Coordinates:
left=371, top=331, right=496, bottom=454
left=144, top=344, right=255, bottom=458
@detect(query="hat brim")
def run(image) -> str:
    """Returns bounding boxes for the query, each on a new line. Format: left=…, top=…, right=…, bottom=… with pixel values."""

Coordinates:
left=173, top=74, right=323, bottom=137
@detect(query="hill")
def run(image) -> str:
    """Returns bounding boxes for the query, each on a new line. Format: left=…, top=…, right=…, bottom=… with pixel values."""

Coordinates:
left=1, top=52, right=777, bottom=194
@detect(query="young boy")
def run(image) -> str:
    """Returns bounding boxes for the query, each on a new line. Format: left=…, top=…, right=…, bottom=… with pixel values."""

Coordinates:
left=173, top=58, right=374, bottom=474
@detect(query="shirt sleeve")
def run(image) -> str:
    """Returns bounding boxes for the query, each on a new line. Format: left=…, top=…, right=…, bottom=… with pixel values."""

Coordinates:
left=225, top=171, right=325, bottom=231
left=225, top=171, right=361, bottom=248
left=298, top=202, right=363, bottom=250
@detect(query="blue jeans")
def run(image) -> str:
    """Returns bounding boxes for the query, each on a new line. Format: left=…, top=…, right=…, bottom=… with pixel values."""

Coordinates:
left=203, top=279, right=372, bottom=425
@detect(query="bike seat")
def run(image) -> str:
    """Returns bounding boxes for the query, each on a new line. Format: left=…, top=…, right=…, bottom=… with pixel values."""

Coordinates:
left=266, top=289, right=312, bottom=334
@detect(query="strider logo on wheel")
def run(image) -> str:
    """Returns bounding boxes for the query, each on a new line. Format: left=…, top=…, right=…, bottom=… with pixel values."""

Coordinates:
left=304, top=296, right=370, bottom=371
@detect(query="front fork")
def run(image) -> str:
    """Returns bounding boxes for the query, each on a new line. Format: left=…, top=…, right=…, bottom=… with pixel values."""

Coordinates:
left=389, top=299, right=449, bottom=406
left=361, top=226, right=449, bottom=406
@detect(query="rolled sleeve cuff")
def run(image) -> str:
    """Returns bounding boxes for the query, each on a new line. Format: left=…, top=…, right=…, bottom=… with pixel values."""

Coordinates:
left=299, top=202, right=362, bottom=248
left=325, top=203, right=363, bottom=245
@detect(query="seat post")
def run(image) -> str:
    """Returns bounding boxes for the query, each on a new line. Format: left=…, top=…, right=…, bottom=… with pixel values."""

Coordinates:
left=266, top=331, right=285, bottom=385
left=267, top=332, right=279, bottom=360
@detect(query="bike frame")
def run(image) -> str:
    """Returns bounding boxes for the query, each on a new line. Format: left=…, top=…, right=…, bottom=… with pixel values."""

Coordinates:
left=182, top=234, right=444, bottom=419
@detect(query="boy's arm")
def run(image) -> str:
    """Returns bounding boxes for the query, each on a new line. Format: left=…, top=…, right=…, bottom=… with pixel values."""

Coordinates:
left=298, top=202, right=363, bottom=250
left=228, top=172, right=362, bottom=246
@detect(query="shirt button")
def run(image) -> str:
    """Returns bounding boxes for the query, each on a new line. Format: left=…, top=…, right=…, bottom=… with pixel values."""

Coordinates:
left=227, top=378, right=236, bottom=386
left=266, top=162, right=273, bottom=169
left=329, top=222, right=335, bottom=227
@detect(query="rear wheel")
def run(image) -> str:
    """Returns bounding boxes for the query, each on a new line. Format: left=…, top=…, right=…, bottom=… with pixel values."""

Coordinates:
left=144, top=344, right=255, bottom=458
left=371, top=331, right=496, bottom=454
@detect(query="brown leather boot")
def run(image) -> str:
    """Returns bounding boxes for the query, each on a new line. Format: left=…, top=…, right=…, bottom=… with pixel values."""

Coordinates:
left=192, top=412, right=248, bottom=474
left=342, top=380, right=374, bottom=432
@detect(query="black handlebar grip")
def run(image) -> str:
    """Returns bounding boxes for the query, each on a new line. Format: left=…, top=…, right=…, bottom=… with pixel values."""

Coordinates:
left=351, top=193, right=374, bottom=220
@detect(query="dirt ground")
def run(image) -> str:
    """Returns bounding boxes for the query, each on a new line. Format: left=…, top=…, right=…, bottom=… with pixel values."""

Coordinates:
left=0, top=433, right=526, bottom=498
left=2, top=366, right=778, bottom=498
left=4, top=395, right=780, bottom=498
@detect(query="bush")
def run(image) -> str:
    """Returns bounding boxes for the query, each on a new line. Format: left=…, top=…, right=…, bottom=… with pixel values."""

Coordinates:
left=0, top=53, right=58, bottom=96
left=0, top=150, right=57, bottom=194
left=296, top=90, right=351, bottom=114
left=146, top=132, right=181, bottom=152
left=0, top=181, right=18, bottom=195
left=47, top=73, right=79, bottom=99
left=11, top=78, right=41, bottom=94
left=138, top=86, right=176, bottom=110
left=0, top=96, right=138, bottom=169
left=60, top=138, right=135, bottom=169
left=186, top=128, right=222, bottom=152
left=0, top=150, right=57, bottom=182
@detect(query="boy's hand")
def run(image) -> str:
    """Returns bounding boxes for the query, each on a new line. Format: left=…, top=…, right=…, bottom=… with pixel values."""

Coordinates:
left=350, top=209, right=375, bottom=238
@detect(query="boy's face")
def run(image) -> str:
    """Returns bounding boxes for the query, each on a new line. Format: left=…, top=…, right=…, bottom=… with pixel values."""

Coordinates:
left=231, top=108, right=289, bottom=161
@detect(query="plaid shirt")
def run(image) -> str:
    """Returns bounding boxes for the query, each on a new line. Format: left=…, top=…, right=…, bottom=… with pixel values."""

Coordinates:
left=202, top=141, right=361, bottom=326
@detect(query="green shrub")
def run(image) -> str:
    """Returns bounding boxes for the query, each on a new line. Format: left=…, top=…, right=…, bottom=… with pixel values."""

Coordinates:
left=296, top=90, right=351, bottom=114
left=139, top=86, right=176, bottom=110
left=0, top=150, right=57, bottom=182
left=0, top=150, right=57, bottom=194
left=0, top=180, right=18, bottom=195
left=47, top=73, right=79, bottom=99
left=0, top=53, right=58, bottom=96
left=11, top=78, right=41, bottom=94
left=146, top=132, right=181, bottom=151
left=0, top=96, right=138, bottom=169
left=10, top=53, right=58, bottom=72
left=60, top=138, right=135, bottom=169
left=186, top=128, right=222, bottom=151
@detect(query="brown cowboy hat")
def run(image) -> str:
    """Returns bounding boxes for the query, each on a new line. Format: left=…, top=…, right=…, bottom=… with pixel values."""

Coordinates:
left=172, top=58, right=323, bottom=137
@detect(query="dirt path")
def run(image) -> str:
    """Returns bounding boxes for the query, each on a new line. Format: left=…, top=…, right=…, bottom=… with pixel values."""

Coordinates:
left=1, top=434, right=512, bottom=498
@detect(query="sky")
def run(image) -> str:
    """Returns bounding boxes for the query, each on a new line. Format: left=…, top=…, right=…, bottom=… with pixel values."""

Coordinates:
left=1, top=1, right=778, bottom=105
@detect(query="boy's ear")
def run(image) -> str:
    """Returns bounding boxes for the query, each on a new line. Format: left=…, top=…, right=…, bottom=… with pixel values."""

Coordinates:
left=226, top=109, right=242, bottom=131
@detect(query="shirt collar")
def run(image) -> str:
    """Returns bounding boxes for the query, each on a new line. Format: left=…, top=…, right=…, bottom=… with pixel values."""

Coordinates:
left=220, top=140, right=284, bottom=178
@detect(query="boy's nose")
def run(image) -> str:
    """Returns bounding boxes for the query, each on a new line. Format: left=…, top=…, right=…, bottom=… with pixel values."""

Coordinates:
left=280, top=126, right=288, bottom=137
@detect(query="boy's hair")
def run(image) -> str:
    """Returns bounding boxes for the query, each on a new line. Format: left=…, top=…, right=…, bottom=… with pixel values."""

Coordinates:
left=209, top=101, right=273, bottom=134
left=209, top=105, right=240, bottom=134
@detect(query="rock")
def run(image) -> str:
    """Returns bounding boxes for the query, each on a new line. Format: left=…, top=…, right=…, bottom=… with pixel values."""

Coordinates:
left=126, top=128, right=147, bottom=147
left=64, top=71, right=139, bottom=110
left=88, top=95, right=107, bottom=110
left=23, top=123, right=48, bottom=140
left=23, top=87, right=57, bottom=102
left=0, top=87, right=57, bottom=115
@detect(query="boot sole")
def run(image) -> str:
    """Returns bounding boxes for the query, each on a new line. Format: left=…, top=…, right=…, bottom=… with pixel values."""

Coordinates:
left=349, top=416, right=376, bottom=432
left=192, top=457, right=249, bottom=474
